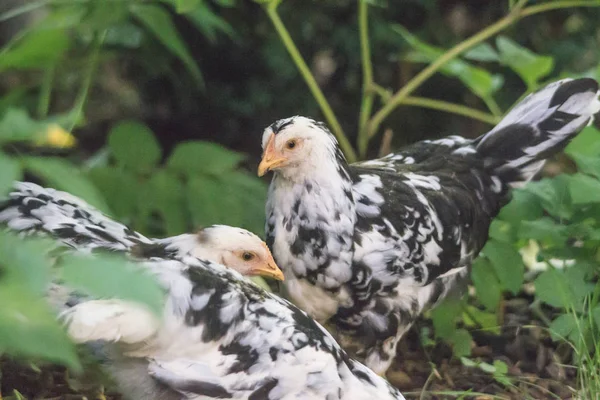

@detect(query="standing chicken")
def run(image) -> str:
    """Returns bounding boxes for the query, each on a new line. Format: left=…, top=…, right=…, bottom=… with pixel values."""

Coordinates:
left=0, top=181, right=406, bottom=400
left=258, top=78, right=600, bottom=375
left=0, top=181, right=283, bottom=281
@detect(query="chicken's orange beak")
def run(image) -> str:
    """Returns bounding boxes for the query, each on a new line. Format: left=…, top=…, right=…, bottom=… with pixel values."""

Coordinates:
left=258, top=134, right=287, bottom=177
left=251, top=248, right=284, bottom=281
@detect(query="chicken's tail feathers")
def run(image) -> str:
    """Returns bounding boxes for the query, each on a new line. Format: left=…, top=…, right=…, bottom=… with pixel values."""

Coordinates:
left=475, top=78, right=600, bottom=187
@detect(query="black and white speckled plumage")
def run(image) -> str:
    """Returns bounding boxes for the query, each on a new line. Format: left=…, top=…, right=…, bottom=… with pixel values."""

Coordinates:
left=0, top=182, right=405, bottom=400
left=261, top=78, right=600, bottom=374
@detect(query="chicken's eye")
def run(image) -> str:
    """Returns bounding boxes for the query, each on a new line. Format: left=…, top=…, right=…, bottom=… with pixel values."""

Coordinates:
left=286, top=140, right=297, bottom=150
left=242, top=252, right=254, bottom=261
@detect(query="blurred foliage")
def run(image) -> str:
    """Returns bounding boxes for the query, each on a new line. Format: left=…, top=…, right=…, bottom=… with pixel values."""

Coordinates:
left=1, top=0, right=600, bottom=397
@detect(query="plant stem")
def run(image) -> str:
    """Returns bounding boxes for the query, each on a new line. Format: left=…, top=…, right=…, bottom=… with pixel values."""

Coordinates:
left=402, top=96, right=500, bottom=125
left=37, top=63, right=56, bottom=118
left=357, top=0, right=375, bottom=158
left=67, top=30, right=106, bottom=132
left=264, top=2, right=357, bottom=162
left=366, top=0, right=600, bottom=139
left=482, top=95, right=503, bottom=117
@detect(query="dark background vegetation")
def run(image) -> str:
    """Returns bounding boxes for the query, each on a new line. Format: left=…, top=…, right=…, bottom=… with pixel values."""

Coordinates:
left=1, top=0, right=600, bottom=399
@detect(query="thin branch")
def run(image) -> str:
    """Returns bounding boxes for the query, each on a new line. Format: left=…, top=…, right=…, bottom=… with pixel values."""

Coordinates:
left=66, top=30, right=106, bottom=132
left=399, top=96, right=500, bottom=125
left=357, top=0, right=375, bottom=158
left=366, top=0, right=600, bottom=139
left=37, top=63, right=56, bottom=118
left=263, top=2, right=357, bottom=162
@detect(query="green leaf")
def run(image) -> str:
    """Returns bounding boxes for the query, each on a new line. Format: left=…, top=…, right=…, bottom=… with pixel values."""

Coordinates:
left=431, top=298, right=462, bottom=339
left=168, top=141, right=245, bottom=176
left=130, top=4, right=204, bottom=88
left=0, top=153, right=21, bottom=196
left=108, top=121, right=162, bottom=172
left=463, top=43, right=499, bottom=62
left=549, top=313, right=577, bottom=341
left=138, top=170, right=187, bottom=236
left=87, top=166, right=141, bottom=220
left=175, top=0, right=202, bottom=13
left=569, top=153, right=600, bottom=179
left=449, top=328, right=472, bottom=358
left=534, top=269, right=572, bottom=309
left=522, top=176, right=572, bottom=219
left=21, top=157, right=111, bottom=214
left=184, top=3, right=237, bottom=43
left=518, top=218, right=567, bottom=245
left=498, top=189, right=544, bottom=223
left=60, top=253, right=164, bottom=314
left=488, top=220, right=516, bottom=243
left=471, top=258, right=502, bottom=311
left=479, top=361, right=496, bottom=373
left=463, top=305, right=500, bottom=334
left=0, top=29, right=70, bottom=72
left=393, top=25, right=503, bottom=99
left=493, top=360, right=508, bottom=375
left=0, top=282, right=80, bottom=370
left=0, top=232, right=53, bottom=295
left=567, top=174, right=600, bottom=204
left=0, top=108, right=47, bottom=144
left=496, top=36, right=554, bottom=88
left=565, top=125, right=600, bottom=157
left=481, top=240, right=524, bottom=294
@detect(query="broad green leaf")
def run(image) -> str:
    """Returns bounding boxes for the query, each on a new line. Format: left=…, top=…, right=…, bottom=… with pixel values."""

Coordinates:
left=534, top=269, right=572, bottom=309
left=464, top=43, right=499, bottom=62
left=0, top=282, right=80, bottom=370
left=0, top=232, right=53, bottom=295
left=185, top=3, right=237, bottom=43
left=488, top=220, right=516, bottom=243
left=130, top=4, right=204, bottom=88
left=449, top=328, right=472, bottom=358
left=108, top=120, right=162, bottom=172
left=393, top=25, right=503, bottom=99
left=21, top=157, right=111, bottom=214
left=0, top=108, right=46, bottom=144
left=493, top=360, right=508, bottom=375
left=567, top=174, right=600, bottom=204
left=60, top=253, right=164, bottom=314
left=522, top=176, right=572, bottom=219
left=471, top=258, right=502, bottom=311
left=431, top=298, right=462, bottom=339
left=564, top=267, right=594, bottom=310
left=481, top=240, right=524, bottom=294
left=0, top=29, right=70, bottom=72
left=569, top=153, right=600, bottom=179
left=496, top=36, right=554, bottom=88
left=565, top=125, right=600, bottom=157
left=138, top=170, right=187, bottom=236
left=498, top=189, right=544, bottom=223
left=518, top=218, right=567, bottom=245
left=87, top=166, right=140, bottom=220
left=168, top=141, right=245, bottom=176
left=0, top=153, right=21, bottom=196
left=224, top=171, right=268, bottom=233
left=462, top=305, right=500, bottom=334
left=175, top=0, right=202, bottom=13
left=549, top=313, right=577, bottom=341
